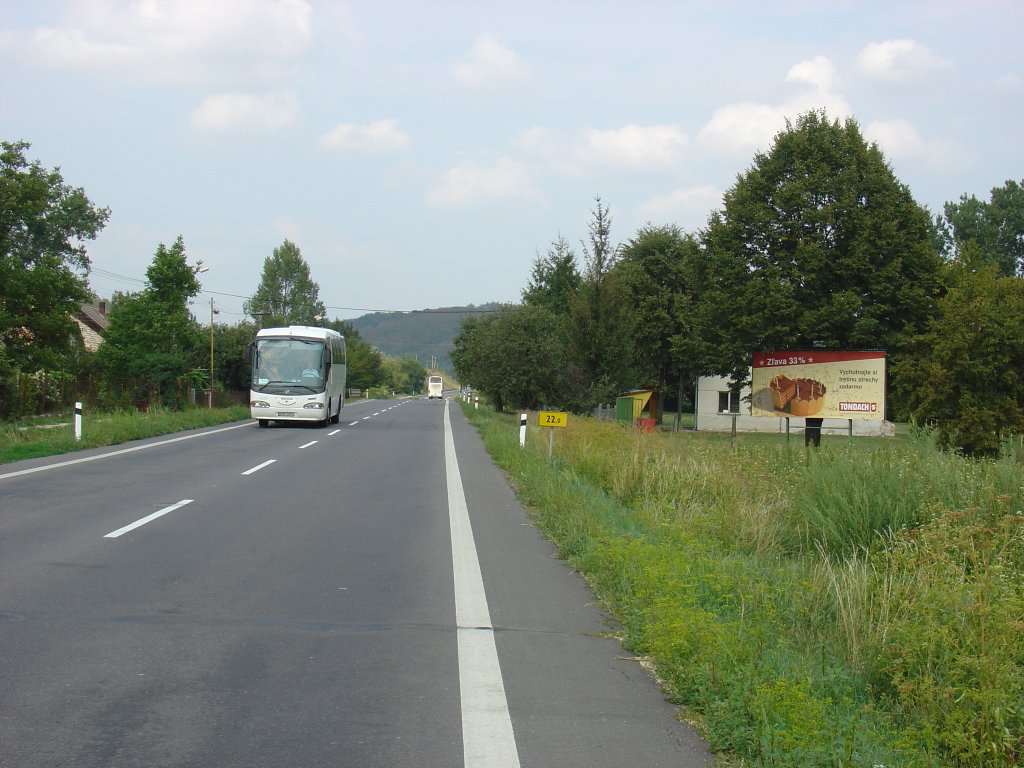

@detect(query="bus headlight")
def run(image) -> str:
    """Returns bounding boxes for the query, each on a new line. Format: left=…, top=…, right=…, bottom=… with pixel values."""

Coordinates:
left=251, top=400, right=270, bottom=408
left=303, top=402, right=325, bottom=409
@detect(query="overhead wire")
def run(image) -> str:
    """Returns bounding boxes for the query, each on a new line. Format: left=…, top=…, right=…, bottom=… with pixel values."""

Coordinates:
left=88, top=267, right=502, bottom=315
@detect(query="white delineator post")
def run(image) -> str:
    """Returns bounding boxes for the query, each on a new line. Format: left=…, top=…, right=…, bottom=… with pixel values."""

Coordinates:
left=519, top=413, right=527, bottom=448
left=74, top=402, right=82, bottom=441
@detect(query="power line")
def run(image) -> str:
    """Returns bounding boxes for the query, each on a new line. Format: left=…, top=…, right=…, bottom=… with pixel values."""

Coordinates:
left=88, top=268, right=505, bottom=315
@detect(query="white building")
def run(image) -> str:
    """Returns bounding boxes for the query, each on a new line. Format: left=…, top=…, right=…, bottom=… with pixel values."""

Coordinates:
left=695, top=374, right=895, bottom=437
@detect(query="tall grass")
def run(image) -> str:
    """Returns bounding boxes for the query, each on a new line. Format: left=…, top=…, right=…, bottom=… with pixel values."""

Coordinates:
left=464, top=403, right=1024, bottom=767
left=0, top=405, right=250, bottom=464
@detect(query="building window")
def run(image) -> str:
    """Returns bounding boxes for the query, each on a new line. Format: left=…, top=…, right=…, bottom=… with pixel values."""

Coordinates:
left=718, top=391, right=740, bottom=413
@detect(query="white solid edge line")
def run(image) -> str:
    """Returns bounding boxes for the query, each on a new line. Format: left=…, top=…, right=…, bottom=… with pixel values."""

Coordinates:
left=242, top=459, right=276, bottom=475
left=0, top=422, right=253, bottom=482
left=105, top=499, right=193, bottom=538
left=444, top=402, right=521, bottom=768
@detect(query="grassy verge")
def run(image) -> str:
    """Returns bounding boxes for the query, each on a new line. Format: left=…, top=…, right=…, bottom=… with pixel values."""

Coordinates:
left=462, top=402, right=1024, bottom=767
left=0, top=405, right=251, bottom=465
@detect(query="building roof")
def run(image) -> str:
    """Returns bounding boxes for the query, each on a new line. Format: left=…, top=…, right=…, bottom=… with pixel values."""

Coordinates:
left=78, top=302, right=109, bottom=332
left=76, top=301, right=110, bottom=352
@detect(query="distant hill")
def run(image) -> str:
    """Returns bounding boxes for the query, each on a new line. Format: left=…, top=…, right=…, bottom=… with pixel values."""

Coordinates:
left=351, top=303, right=505, bottom=374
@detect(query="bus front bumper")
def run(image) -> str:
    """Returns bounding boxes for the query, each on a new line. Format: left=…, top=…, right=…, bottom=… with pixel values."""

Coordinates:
left=251, top=398, right=326, bottom=421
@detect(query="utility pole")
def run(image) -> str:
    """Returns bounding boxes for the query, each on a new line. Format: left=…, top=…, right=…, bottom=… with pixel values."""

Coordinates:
left=209, top=298, right=218, bottom=408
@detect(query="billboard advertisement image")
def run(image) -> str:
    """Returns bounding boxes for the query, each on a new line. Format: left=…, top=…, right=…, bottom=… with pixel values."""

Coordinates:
left=751, top=350, right=886, bottom=420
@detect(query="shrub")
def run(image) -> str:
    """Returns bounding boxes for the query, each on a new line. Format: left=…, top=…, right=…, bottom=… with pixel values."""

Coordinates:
left=866, top=507, right=1024, bottom=767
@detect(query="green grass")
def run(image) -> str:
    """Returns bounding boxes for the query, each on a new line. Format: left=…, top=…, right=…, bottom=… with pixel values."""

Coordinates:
left=0, top=405, right=251, bottom=464
left=463, top=402, right=1024, bottom=767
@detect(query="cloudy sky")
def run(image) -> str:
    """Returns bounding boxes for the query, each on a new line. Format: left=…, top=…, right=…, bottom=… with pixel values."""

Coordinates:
left=2, top=1, right=1021, bottom=323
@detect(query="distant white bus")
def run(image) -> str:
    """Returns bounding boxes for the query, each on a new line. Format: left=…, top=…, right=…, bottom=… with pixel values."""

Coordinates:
left=250, top=326, right=346, bottom=427
left=427, top=375, right=444, bottom=400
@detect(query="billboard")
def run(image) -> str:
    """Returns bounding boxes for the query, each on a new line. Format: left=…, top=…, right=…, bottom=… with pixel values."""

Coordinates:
left=751, top=350, right=886, bottom=420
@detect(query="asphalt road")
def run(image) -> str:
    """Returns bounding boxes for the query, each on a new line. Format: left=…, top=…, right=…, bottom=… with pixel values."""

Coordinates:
left=0, top=397, right=710, bottom=767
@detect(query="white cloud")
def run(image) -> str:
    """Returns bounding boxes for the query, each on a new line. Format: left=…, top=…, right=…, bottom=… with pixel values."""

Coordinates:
left=516, top=126, right=551, bottom=154
left=857, top=39, right=952, bottom=83
left=453, top=34, right=529, bottom=86
left=864, top=118, right=973, bottom=172
left=699, top=102, right=787, bottom=153
left=319, top=119, right=410, bottom=152
left=28, top=0, right=313, bottom=77
left=864, top=118, right=923, bottom=157
left=515, top=126, right=582, bottom=174
left=992, top=72, right=1024, bottom=94
left=30, top=26, right=135, bottom=67
left=191, top=91, right=299, bottom=132
left=271, top=216, right=305, bottom=245
left=698, top=75, right=852, bottom=154
left=426, top=157, right=543, bottom=209
left=639, top=186, right=721, bottom=229
left=787, top=55, right=839, bottom=92
left=578, top=124, right=688, bottom=170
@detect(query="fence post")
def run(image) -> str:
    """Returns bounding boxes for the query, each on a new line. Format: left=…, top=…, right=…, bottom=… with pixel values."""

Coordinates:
left=74, top=401, right=83, bottom=441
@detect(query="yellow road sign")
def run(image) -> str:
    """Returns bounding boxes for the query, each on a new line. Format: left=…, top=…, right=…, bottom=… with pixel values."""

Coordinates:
left=538, top=411, right=568, bottom=428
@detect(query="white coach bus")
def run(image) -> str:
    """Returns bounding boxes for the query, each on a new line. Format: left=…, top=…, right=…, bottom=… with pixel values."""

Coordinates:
left=427, top=375, right=444, bottom=399
left=249, top=326, right=346, bottom=427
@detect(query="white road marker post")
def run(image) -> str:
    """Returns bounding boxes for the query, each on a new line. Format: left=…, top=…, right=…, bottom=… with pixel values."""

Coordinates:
left=519, top=413, right=527, bottom=448
left=74, top=401, right=83, bottom=441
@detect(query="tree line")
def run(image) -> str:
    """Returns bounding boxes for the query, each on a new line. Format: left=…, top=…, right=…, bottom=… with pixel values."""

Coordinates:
left=451, top=111, right=1024, bottom=457
left=0, top=140, right=427, bottom=417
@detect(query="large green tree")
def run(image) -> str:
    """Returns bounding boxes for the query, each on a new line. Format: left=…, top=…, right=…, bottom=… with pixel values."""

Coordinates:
left=568, top=197, right=636, bottom=406
left=96, top=237, right=203, bottom=407
left=380, top=355, right=427, bottom=395
left=893, top=248, right=1024, bottom=456
left=701, top=111, right=943, bottom=390
left=244, top=240, right=326, bottom=326
left=941, top=179, right=1024, bottom=277
left=212, top=319, right=258, bottom=394
left=522, top=235, right=581, bottom=315
left=452, top=304, right=571, bottom=411
left=451, top=314, right=500, bottom=407
left=0, top=140, right=109, bottom=372
left=618, top=224, right=711, bottom=415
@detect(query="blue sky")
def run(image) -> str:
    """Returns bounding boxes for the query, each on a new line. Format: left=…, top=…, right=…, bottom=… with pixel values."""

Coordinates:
left=2, top=1, right=1021, bottom=323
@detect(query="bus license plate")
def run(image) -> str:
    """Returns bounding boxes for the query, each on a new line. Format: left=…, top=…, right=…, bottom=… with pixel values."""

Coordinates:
left=277, top=411, right=294, bottom=417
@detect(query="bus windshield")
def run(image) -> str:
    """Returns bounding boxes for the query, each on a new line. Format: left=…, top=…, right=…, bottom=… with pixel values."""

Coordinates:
left=252, top=338, right=326, bottom=392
